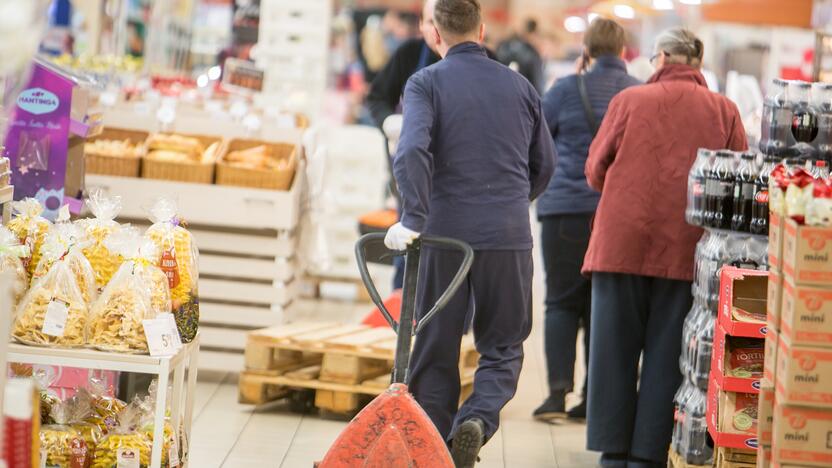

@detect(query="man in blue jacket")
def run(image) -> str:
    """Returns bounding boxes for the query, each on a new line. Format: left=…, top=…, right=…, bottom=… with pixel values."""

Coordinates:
left=384, top=1, right=555, bottom=466
left=533, top=18, right=639, bottom=422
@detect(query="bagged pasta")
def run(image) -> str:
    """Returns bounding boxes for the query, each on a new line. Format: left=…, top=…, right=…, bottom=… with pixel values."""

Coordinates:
left=8, top=198, right=51, bottom=278
left=88, top=230, right=171, bottom=354
left=34, top=208, right=98, bottom=306
left=139, top=380, right=180, bottom=468
left=0, top=226, right=30, bottom=307
left=79, top=189, right=124, bottom=289
left=86, top=379, right=126, bottom=435
left=91, top=399, right=151, bottom=468
left=144, top=199, right=198, bottom=343
left=40, top=393, right=96, bottom=468
left=12, top=240, right=89, bottom=347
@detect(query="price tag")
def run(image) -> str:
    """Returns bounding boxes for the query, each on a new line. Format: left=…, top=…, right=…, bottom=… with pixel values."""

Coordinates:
left=143, top=313, right=182, bottom=357
left=169, top=436, right=181, bottom=467
left=42, top=300, right=69, bottom=337
left=116, top=448, right=140, bottom=468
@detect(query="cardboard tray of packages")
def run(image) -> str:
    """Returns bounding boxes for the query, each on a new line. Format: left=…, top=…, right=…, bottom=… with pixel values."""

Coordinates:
left=707, top=376, right=761, bottom=450
left=780, top=277, right=832, bottom=348
left=711, top=321, right=764, bottom=394
left=782, top=217, right=832, bottom=287
left=771, top=403, right=832, bottom=467
left=767, top=268, right=783, bottom=330
left=769, top=212, right=785, bottom=271
left=764, top=327, right=779, bottom=384
left=719, top=267, right=770, bottom=339
left=775, top=334, right=832, bottom=409
left=757, top=383, right=775, bottom=448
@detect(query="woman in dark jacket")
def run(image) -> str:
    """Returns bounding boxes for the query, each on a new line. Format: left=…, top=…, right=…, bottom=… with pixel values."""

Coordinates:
left=533, top=18, right=639, bottom=422
left=583, top=28, right=747, bottom=467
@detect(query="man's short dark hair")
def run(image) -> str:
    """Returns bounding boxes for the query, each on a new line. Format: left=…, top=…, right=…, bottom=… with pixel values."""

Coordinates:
left=583, top=18, right=626, bottom=58
left=434, top=0, right=481, bottom=37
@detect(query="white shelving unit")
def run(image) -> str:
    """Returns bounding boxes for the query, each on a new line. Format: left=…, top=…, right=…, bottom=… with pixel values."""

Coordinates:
left=85, top=170, right=305, bottom=372
left=6, top=338, right=199, bottom=468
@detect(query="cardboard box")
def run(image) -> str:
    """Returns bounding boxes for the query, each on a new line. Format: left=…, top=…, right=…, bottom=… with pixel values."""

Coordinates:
left=781, top=277, right=832, bottom=348
left=772, top=404, right=832, bottom=467
left=708, top=376, right=761, bottom=450
left=768, top=269, right=783, bottom=331
left=770, top=212, right=785, bottom=271
left=782, top=218, right=832, bottom=287
left=712, top=321, right=764, bottom=393
left=765, top=327, right=779, bottom=384
left=757, top=446, right=771, bottom=468
left=775, top=337, right=832, bottom=408
left=720, top=267, right=770, bottom=339
left=758, top=383, right=775, bottom=447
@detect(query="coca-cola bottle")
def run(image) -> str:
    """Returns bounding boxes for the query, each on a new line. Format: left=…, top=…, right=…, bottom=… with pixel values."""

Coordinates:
left=749, top=156, right=778, bottom=235
left=760, top=78, right=789, bottom=157
left=687, top=149, right=714, bottom=227
left=811, top=82, right=832, bottom=163
left=681, top=389, right=713, bottom=465
left=672, top=382, right=695, bottom=454
left=731, top=152, right=758, bottom=232
left=693, top=313, right=715, bottom=390
left=704, top=150, right=736, bottom=229
left=788, top=81, right=818, bottom=159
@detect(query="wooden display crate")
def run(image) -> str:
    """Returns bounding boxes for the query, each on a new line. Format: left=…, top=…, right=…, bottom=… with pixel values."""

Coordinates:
left=216, top=138, right=297, bottom=190
left=238, top=322, right=478, bottom=415
left=667, top=448, right=711, bottom=468
left=715, top=447, right=756, bottom=468
left=142, top=132, right=225, bottom=183
left=85, top=127, right=147, bottom=177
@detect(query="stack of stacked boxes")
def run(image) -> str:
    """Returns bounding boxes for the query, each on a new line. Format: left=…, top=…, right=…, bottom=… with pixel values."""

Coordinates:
left=762, top=214, right=832, bottom=468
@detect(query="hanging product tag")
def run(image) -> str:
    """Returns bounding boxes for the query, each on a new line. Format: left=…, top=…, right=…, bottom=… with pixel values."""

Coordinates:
left=116, top=448, right=141, bottom=468
left=42, top=300, right=69, bottom=337
left=169, top=436, right=181, bottom=467
left=143, top=313, right=182, bottom=357
left=160, top=248, right=180, bottom=289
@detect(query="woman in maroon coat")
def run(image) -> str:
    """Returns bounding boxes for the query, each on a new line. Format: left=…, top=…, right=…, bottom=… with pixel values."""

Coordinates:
left=583, top=28, right=747, bottom=467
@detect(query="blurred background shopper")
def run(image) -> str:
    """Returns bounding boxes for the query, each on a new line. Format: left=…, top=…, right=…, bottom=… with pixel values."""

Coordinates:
left=533, top=18, right=639, bottom=423
left=582, top=28, right=747, bottom=467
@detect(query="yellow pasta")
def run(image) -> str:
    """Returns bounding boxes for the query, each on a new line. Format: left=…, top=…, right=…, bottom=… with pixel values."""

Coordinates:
left=79, top=191, right=125, bottom=288
left=88, top=287, right=152, bottom=353
left=12, top=286, right=87, bottom=348
left=8, top=198, right=51, bottom=279
left=40, top=425, right=91, bottom=467
left=90, top=433, right=151, bottom=468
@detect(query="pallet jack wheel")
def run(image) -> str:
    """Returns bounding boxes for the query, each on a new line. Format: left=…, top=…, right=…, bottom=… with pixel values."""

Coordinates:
left=288, top=389, right=316, bottom=414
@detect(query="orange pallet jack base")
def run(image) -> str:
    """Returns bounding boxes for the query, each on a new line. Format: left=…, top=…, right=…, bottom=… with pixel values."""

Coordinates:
left=317, top=383, right=454, bottom=468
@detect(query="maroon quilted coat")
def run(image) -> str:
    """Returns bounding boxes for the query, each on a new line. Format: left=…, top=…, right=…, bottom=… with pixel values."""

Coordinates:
left=582, top=64, right=748, bottom=281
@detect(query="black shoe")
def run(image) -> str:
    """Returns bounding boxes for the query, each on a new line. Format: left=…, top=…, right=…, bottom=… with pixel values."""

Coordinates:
left=599, top=453, right=628, bottom=468
left=533, top=394, right=566, bottom=421
left=567, top=399, right=587, bottom=420
left=451, top=419, right=484, bottom=468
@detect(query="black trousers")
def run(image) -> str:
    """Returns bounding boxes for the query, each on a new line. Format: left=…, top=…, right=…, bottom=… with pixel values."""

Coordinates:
left=587, top=272, right=691, bottom=464
left=408, top=247, right=533, bottom=442
left=540, top=214, right=592, bottom=396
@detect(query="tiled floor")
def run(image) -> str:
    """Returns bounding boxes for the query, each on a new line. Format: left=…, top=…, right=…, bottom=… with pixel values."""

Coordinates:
left=187, top=218, right=598, bottom=467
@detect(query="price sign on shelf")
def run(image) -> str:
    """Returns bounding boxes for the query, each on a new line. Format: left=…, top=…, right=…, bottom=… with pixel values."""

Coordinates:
left=143, top=313, right=183, bottom=357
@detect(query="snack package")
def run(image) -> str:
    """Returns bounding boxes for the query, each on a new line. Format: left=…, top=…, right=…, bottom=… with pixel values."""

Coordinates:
left=783, top=167, right=814, bottom=224
left=40, top=395, right=94, bottom=468
left=726, top=338, right=765, bottom=378
left=91, top=399, right=151, bottom=468
left=79, top=190, right=124, bottom=289
left=88, top=230, right=172, bottom=353
left=8, top=198, right=52, bottom=278
left=723, top=392, right=759, bottom=435
left=12, top=242, right=89, bottom=347
left=86, top=379, right=126, bottom=435
left=144, top=199, right=199, bottom=342
left=34, top=209, right=98, bottom=305
left=806, top=178, right=832, bottom=226
left=0, top=226, right=30, bottom=307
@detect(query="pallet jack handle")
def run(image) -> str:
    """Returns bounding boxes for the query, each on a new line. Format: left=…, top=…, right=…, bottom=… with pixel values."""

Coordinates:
left=355, top=233, right=474, bottom=384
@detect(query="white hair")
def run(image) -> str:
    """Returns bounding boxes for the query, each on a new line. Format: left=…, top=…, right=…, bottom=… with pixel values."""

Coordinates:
left=654, top=27, right=703, bottom=67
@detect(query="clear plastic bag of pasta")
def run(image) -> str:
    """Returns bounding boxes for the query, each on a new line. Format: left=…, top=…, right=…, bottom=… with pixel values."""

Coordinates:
left=138, top=380, right=180, bottom=468
left=12, top=247, right=89, bottom=348
left=144, top=198, right=198, bottom=343
left=40, top=392, right=98, bottom=468
left=33, top=210, right=98, bottom=306
left=0, top=226, right=30, bottom=308
left=7, top=197, right=51, bottom=279
left=88, top=230, right=171, bottom=354
left=92, top=398, right=151, bottom=468
left=79, top=189, right=124, bottom=289
left=86, top=378, right=126, bottom=435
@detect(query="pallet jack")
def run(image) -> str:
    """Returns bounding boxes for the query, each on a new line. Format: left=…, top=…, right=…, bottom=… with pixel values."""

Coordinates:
left=318, top=232, right=474, bottom=467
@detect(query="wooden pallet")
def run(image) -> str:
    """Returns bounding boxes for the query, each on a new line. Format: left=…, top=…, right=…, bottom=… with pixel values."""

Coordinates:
left=238, top=322, right=478, bottom=414
left=715, top=447, right=755, bottom=468
left=667, top=448, right=712, bottom=468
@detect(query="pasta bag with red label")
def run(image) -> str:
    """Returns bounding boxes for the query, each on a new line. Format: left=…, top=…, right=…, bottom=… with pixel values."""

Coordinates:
left=7, top=198, right=52, bottom=279
left=91, top=398, right=151, bottom=468
left=144, top=198, right=198, bottom=343
left=40, top=396, right=94, bottom=468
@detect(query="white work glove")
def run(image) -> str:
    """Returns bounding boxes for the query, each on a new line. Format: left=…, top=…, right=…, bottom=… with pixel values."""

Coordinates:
left=384, top=222, right=420, bottom=251
left=382, top=114, right=403, bottom=141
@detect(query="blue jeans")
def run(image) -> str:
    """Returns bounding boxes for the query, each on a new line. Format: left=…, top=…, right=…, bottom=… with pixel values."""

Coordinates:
left=540, top=214, right=592, bottom=397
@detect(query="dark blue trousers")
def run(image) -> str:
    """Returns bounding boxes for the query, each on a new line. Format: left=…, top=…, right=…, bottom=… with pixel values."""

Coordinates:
left=408, top=247, right=533, bottom=442
left=540, top=214, right=592, bottom=396
left=587, top=273, right=691, bottom=465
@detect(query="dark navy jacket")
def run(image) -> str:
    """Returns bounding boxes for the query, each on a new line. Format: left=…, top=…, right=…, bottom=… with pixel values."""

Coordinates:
left=537, top=55, right=640, bottom=217
left=394, top=42, right=556, bottom=250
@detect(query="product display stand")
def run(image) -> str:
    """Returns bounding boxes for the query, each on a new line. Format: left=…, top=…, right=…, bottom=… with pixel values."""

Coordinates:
left=6, top=337, right=200, bottom=468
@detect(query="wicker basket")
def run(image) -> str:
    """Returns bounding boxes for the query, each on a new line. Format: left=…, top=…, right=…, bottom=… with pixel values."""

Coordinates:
left=85, top=127, right=147, bottom=177
left=216, top=139, right=297, bottom=190
left=142, top=133, right=225, bottom=184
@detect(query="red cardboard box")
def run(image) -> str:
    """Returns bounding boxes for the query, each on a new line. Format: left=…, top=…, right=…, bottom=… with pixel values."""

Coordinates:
left=708, top=376, right=761, bottom=450
left=781, top=277, right=832, bottom=348
left=775, top=336, right=832, bottom=408
left=772, top=404, right=832, bottom=467
left=768, top=269, right=783, bottom=331
left=712, top=321, right=764, bottom=394
left=769, top=212, right=784, bottom=271
left=720, top=267, right=770, bottom=339
left=758, top=383, right=775, bottom=447
left=782, top=218, right=832, bottom=287
left=765, top=327, right=779, bottom=384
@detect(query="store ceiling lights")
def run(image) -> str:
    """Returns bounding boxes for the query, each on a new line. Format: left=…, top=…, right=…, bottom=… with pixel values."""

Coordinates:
left=613, top=4, right=636, bottom=19
left=564, top=15, right=587, bottom=33
left=652, top=0, right=674, bottom=9
left=679, top=0, right=701, bottom=4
